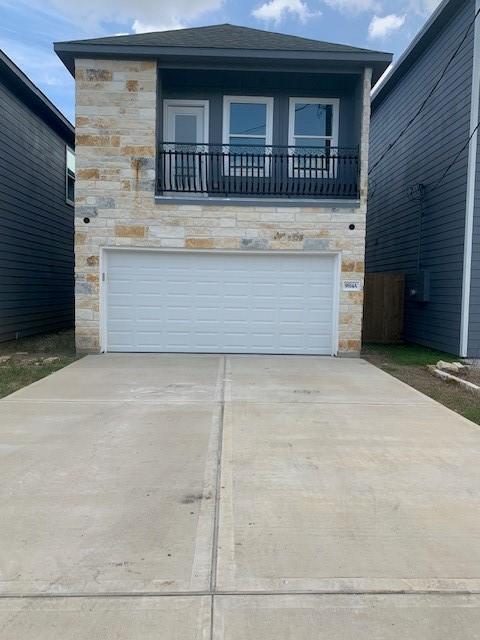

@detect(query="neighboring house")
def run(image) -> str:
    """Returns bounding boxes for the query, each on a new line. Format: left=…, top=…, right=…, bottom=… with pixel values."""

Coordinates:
left=0, top=50, right=75, bottom=342
left=55, top=24, right=391, bottom=355
left=367, top=0, right=480, bottom=357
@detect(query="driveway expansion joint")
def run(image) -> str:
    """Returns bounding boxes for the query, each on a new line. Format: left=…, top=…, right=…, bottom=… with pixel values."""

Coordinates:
left=210, top=356, right=227, bottom=592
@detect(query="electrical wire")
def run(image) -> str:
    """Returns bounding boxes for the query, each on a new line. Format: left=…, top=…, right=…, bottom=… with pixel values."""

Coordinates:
left=369, top=5, right=480, bottom=176
left=432, top=120, right=480, bottom=188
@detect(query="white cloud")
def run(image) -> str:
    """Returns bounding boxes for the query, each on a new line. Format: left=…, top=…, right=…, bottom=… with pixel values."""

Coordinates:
left=43, top=0, right=222, bottom=34
left=324, top=0, right=380, bottom=15
left=132, top=19, right=184, bottom=34
left=0, top=0, right=221, bottom=122
left=408, top=0, right=442, bottom=17
left=368, top=13, right=406, bottom=39
left=252, top=0, right=321, bottom=24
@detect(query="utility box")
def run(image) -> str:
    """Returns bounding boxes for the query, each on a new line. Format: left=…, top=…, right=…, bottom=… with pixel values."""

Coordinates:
left=409, top=269, right=430, bottom=303
left=363, top=272, right=405, bottom=343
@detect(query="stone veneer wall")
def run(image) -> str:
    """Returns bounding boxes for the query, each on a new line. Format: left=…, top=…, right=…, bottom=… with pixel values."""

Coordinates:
left=74, top=58, right=372, bottom=354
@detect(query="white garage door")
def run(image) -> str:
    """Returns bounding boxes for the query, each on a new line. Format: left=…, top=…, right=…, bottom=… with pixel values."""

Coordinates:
left=105, top=250, right=338, bottom=354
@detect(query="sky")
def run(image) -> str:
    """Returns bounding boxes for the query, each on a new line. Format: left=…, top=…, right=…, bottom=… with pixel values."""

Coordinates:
left=0, top=0, right=442, bottom=123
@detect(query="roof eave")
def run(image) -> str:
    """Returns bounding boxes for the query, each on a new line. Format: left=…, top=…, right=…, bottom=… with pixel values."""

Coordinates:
left=0, top=50, right=74, bottom=143
left=54, top=42, right=392, bottom=83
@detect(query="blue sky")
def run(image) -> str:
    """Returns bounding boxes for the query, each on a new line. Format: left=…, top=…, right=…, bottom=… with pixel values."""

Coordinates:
left=0, top=0, right=441, bottom=123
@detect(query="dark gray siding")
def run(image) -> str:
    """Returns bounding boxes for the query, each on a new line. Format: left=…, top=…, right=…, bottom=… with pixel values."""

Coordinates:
left=159, top=68, right=362, bottom=149
left=366, top=0, right=475, bottom=355
left=468, top=84, right=480, bottom=357
left=0, top=76, right=74, bottom=342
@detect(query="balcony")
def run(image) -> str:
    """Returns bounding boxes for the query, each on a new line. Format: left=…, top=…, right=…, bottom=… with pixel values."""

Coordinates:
left=156, top=143, right=359, bottom=200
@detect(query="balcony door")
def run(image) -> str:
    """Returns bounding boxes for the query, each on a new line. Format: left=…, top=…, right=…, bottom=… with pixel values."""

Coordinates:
left=163, top=100, right=209, bottom=193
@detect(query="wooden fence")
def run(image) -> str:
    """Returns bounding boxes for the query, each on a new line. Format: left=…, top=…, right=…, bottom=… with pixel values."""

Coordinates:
left=363, top=273, right=405, bottom=343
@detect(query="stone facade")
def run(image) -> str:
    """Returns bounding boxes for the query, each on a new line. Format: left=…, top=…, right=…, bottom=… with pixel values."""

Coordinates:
left=74, top=58, right=372, bottom=354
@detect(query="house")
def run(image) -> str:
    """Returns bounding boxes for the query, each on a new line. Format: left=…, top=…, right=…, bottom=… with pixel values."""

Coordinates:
left=54, top=24, right=391, bottom=355
left=0, top=50, right=75, bottom=342
left=366, top=0, right=480, bottom=357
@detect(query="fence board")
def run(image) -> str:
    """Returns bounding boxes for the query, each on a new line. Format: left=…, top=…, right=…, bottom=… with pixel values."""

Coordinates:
left=363, top=273, right=405, bottom=343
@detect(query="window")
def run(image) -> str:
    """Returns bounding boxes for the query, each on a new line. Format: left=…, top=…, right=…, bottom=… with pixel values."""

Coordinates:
left=66, top=146, right=75, bottom=205
left=288, top=98, right=339, bottom=177
left=223, top=96, right=273, bottom=175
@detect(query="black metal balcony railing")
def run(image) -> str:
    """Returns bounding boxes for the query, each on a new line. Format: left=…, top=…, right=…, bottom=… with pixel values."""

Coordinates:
left=156, top=143, right=359, bottom=199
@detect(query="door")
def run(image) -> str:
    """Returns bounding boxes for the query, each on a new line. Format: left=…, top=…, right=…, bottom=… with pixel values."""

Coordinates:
left=105, top=250, right=338, bottom=355
left=164, top=101, right=208, bottom=192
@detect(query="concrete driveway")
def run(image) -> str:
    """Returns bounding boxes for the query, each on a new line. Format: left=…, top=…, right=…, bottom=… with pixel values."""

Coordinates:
left=1, top=354, right=480, bottom=637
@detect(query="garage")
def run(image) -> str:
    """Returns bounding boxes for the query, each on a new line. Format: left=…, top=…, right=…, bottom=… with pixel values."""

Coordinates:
left=104, top=250, right=338, bottom=354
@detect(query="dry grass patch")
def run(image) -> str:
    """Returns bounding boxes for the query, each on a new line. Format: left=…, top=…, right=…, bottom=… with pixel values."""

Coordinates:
left=0, top=330, right=79, bottom=399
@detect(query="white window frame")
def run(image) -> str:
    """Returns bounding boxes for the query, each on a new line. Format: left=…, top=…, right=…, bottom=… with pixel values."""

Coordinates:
left=222, top=96, right=274, bottom=177
left=288, top=97, right=340, bottom=179
left=66, top=146, right=75, bottom=206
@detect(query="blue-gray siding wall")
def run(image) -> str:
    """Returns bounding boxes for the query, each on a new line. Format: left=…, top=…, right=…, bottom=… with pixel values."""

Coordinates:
left=469, top=67, right=480, bottom=357
left=160, top=69, right=362, bottom=149
left=366, top=0, right=475, bottom=355
left=0, top=77, right=74, bottom=342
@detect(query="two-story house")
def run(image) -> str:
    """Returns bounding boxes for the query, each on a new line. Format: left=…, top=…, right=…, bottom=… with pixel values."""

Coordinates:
left=0, top=50, right=75, bottom=342
left=367, top=0, right=480, bottom=357
left=55, top=24, right=391, bottom=355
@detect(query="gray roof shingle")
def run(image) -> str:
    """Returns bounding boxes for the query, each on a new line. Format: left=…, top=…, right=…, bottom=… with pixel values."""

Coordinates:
left=59, top=23, right=388, bottom=55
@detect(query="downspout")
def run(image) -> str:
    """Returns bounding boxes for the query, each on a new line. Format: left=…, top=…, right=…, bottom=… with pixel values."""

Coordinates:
left=460, top=0, right=480, bottom=357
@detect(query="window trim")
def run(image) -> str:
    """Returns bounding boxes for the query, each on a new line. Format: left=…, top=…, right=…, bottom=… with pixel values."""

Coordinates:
left=288, top=97, right=340, bottom=148
left=288, top=97, right=340, bottom=179
left=222, top=95, right=274, bottom=146
left=66, top=145, right=75, bottom=206
left=222, top=96, right=274, bottom=177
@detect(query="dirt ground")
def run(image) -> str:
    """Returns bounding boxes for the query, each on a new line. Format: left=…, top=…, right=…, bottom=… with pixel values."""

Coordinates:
left=363, top=344, right=480, bottom=426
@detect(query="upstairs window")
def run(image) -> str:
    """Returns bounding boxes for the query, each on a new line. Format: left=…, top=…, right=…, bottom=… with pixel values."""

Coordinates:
left=288, top=98, right=339, bottom=151
left=288, top=98, right=339, bottom=177
left=66, top=146, right=75, bottom=206
left=223, top=96, right=273, bottom=175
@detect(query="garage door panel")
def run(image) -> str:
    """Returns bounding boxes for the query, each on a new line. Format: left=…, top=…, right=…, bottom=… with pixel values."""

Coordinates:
left=108, top=307, right=135, bottom=321
left=165, top=308, right=194, bottom=321
left=108, top=282, right=135, bottom=295
left=106, top=251, right=337, bottom=354
left=307, top=308, right=333, bottom=320
left=108, top=332, right=134, bottom=349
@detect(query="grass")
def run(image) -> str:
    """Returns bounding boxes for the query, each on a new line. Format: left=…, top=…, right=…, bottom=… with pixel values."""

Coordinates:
left=362, top=343, right=458, bottom=366
left=0, top=329, right=79, bottom=399
left=363, top=342, right=480, bottom=426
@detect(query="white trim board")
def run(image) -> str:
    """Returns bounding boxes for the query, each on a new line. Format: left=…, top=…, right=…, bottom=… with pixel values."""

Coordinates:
left=459, top=0, right=480, bottom=357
